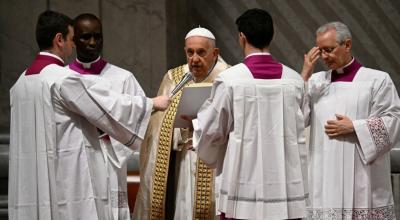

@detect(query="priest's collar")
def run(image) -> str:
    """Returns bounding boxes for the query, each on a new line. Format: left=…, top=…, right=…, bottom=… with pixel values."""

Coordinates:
left=245, top=52, right=271, bottom=59
left=335, top=57, right=354, bottom=74
left=331, top=58, right=362, bottom=82
left=39, top=51, right=64, bottom=64
left=76, top=56, right=101, bottom=69
left=69, top=57, right=107, bottom=75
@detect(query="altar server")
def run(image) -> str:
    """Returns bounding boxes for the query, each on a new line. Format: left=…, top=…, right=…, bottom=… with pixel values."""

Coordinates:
left=302, top=21, right=400, bottom=220
left=193, top=8, right=308, bottom=220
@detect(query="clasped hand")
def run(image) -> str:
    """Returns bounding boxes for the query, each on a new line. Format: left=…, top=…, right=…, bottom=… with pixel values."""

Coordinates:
left=325, top=114, right=355, bottom=137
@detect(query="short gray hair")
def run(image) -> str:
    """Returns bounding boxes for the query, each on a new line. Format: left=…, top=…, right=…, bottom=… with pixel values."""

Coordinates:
left=316, top=21, right=352, bottom=44
left=209, top=38, right=216, bottom=48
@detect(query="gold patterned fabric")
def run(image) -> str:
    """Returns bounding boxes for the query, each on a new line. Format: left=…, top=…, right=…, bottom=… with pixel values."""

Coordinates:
left=193, top=160, right=215, bottom=219
left=133, top=57, right=229, bottom=220
left=150, top=66, right=185, bottom=219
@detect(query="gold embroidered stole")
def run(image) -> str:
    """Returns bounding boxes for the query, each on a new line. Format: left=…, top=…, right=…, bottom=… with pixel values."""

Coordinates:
left=150, top=65, right=185, bottom=219
left=193, top=160, right=214, bottom=219
left=150, top=65, right=214, bottom=220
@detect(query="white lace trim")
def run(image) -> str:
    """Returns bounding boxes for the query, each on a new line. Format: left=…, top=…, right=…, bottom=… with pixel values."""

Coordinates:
left=367, top=117, right=391, bottom=153
left=307, top=205, right=395, bottom=220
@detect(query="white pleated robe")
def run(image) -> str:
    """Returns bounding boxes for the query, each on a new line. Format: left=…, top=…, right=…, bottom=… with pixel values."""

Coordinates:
left=305, top=67, right=400, bottom=220
left=9, top=66, right=60, bottom=220
left=51, top=72, right=152, bottom=220
left=69, top=62, right=146, bottom=220
left=193, top=63, right=308, bottom=219
left=9, top=62, right=152, bottom=220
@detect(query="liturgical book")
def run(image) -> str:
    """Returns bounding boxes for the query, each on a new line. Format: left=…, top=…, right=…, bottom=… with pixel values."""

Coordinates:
left=174, top=83, right=212, bottom=128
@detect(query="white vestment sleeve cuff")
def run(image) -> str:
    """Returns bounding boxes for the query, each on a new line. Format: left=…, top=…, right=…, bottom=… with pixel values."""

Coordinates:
left=172, top=128, right=183, bottom=151
left=136, top=97, right=153, bottom=138
left=353, top=119, right=377, bottom=164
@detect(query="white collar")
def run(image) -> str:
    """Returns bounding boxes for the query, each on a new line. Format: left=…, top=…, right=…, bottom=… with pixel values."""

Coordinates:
left=335, top=57, right=354, bottom=74
left=39, top=51, right=64, bottom=64
left=76, top=56, right=101, bottom=69
left=245, top=52, right=271, bottom=59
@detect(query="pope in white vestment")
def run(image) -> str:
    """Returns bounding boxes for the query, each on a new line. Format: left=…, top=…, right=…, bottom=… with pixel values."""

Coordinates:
left=133, top=57, right=229, bottom=220
left=193, top=54, right=308, bottom=220
left=133, top=27, right=229, bottom=220
left=302, top=22, right=399, bottom=220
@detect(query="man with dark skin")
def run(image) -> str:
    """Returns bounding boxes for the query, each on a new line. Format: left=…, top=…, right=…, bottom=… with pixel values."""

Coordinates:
left=73, top=14, right=103, bottom=62
left=69, top=13, right=169, bottom=220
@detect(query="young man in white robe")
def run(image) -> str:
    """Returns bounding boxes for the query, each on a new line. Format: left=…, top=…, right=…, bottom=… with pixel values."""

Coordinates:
left=68, top=13, right=144, bottom=220
left=133, top=28, right=229, bottom=220
left=302, top=21, right=400, bottom=220
left=192, top=8, right=308, bottom=220
left=8, top=10, right=170, bottom=220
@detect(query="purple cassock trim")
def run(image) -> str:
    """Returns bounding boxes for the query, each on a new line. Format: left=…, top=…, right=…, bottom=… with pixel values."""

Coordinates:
left=331, top=59, right=362, bottom=82
left=243, top=54, right=282, bottom=79
left=69, top=58, right=107, bottom=75
left=25, top=55, right=64, bottom=75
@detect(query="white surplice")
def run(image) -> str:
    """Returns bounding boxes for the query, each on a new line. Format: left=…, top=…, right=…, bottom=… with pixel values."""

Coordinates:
left=69, top=62, right=146, bottom=220
left=51, top=72, right=152, bottom=220
left=193, top=63, right=308, bottom=219
left=9, top=56, right=152, bottom=220
left=9, top=66, right=60, bottom=220
left=305, top=67, right=400, bottom=219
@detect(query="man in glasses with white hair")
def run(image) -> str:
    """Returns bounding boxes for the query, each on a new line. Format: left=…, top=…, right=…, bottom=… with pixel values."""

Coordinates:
left=302, top=21, right=400, bottom=220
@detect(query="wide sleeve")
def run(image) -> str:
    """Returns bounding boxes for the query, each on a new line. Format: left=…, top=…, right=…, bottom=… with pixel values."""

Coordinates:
left=53, top=74, right=153, bottom=150
left=124, top=72, right=146, bottom=97
left=192, top=79, right=233, bottom=168
left=353, top=74, right=400, bottom=164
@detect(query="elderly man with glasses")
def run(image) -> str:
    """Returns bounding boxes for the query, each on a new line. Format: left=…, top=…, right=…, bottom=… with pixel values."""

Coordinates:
left=301, top=21, right=400, bottom=220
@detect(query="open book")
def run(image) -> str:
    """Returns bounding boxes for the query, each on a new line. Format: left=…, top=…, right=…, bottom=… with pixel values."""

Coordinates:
left=173, top=83, right=212, bottom=128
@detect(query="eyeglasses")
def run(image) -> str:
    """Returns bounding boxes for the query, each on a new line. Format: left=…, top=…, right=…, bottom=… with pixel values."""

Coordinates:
left=319, top=42, right=344, bottom=55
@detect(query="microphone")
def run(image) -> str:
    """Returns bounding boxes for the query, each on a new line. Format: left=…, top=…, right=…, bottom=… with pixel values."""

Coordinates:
left=170, top=72, right=193, bottom=98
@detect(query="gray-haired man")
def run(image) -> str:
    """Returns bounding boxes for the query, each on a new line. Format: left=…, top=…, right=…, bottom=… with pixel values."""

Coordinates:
left=302, top=21, right=400, bottom=220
